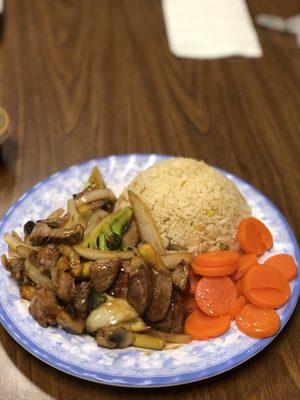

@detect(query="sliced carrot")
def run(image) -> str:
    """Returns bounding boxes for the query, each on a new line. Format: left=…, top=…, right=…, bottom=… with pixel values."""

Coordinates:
left=244, top=266, right=291, bottom=309
left=195, top=277, right=237, bottom=316
left=182, top=295, right=198, bottom=317
left=237, top=217, right=273, bottom=255
left=188, top=268, right=199, bottom=296
left=236, top=303, right=280, bottom=339
left=184, top=309, right=231, bottom=340
left=264, top=254, right=298, bottom=282
left=194, top=250, right=239, bottom=268
left=192, top=263, right=237, bottom=277
left=229, top=296, right=247, bottom=320
left=236, top=279, right=244, bottom=296
left=231, top=254, right=258, bottom=281
left=244, top=265, right=282, bottom=290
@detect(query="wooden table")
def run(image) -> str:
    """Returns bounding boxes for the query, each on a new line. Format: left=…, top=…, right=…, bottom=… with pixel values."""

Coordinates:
left=0, top=1, right=299, bottom=399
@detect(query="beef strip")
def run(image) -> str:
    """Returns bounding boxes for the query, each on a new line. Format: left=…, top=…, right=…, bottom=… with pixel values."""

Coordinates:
left=29, top=222, right=84, bottom=246
left=108, top=261, right=132, bottom=298
left=29, top=287, right=60, bottom=327
left=146, top=269, right=172, bottom=322
left=56, top=310, right=84, bottom=334
left=108, top=269, right=128, bottom=298
left=90, top=258, right=121, bottom=293
left=171, top=261, right=189, bottom=291
left=151, top=290, right=184, bottom=333
left=126, top=264, right=151, bottom=315
left=122, top=220, right=139, bottom=249
left=37, top=214, right=69, bottom=228
left=74, top=281, right=92, bottom=319
left=7, top=258, right=25, bottom=284
left=29, top=244, right=60, bottom=276
left=51, top=267, right=76, bottom=304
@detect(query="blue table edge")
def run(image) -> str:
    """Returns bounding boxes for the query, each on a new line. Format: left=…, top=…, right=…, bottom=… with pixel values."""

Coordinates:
left=0, top=153, right=299, bottom=388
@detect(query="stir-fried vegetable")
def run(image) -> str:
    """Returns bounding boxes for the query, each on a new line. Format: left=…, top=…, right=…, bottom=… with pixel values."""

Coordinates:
left=15, top=245, right=36, bottom=259
left=88, top=289, right=107, bottom=310
left=76, top=188, right=116, bottom=208
left=47, top=208, right=65, bottom=219
left=4, top=233, right=39, bottom=252
left=85, top=296, right=138, bottom=333
left=139, top=243, right=168, bottom=272
left=85, top=165, right=106, bottom=190
left=132, top=333, right=165, bottom=350
left=59, top=244, right=83, bottom=278
left=73, top=246, right=134, bottom=261
left=128, top=191, right=165, bottom=254
left=82, top=209, right=126, bottom=249
left=24, top=259, right=52, bottom=288
left=65, top=199, right=79, bottom=228
left=98, top=232, right=108, bottom=250
left=84, top=209, right=109, bottom=237
left=101, top=207, right=133, bottom=250
left=1, top=254, right=9, bottom=270
left=116, top=318, right=148, bottom=333
left=97, top=327, right=134, bottom=349
left=148, top=329, right=192, bottom=344
left=111, top=207, right=133, bottom=237
left=132, top=252, right=192, bottom=270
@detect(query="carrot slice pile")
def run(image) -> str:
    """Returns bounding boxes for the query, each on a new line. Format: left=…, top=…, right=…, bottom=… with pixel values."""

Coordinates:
left=231, top=254, right=257, bottom=281
left=192, top=263, right=237, bottom=277
left=229, top=296, right=247, bottom=320
left=237, top=217, right=273, bottom=255
left=194, top=250, right=239, bottom=268
left=243, top=265, right=291, bottom=309
left=184, top=309, right=230, bottom=340
left=182, top=295, right=198, bottom=317
left=186, top=218, right=296, bottom=342
left=264, top=254, right=298, bottom=282
left=236, top=303, right=280, bottom=339
left=195, top=276, right=237, bottom=316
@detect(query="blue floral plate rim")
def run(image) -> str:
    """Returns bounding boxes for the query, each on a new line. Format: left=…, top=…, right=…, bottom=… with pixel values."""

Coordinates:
left=0, top=153, right=299, bottom=388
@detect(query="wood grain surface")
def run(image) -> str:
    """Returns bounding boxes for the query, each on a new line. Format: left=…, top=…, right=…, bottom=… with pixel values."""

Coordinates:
left=0, top=0, right=299, bottom=399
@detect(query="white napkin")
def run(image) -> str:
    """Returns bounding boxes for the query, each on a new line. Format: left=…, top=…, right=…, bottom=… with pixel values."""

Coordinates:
left=0, top=0, right=3, bottom=14
left=162, top=0, right=262, bottom=59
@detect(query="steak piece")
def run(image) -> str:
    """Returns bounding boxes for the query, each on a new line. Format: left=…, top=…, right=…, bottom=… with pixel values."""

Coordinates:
left=108, top=261, right=132, bottom=298
left=127, top=264, right=151, bottom=315
left=51, top=267, right=76, bottom=304
left=171, top=261, right=189, bottom=291
left=146, top=269, right=172, bottom=322
left=74, top=281, right=92, bottom=319
left=6, top=258, right=25, bottom=284
left=29, top=222, right=84, bottom=246
left=29, top=287, right=60, bottom=327
left=109, top=270, right=128, bottom=298
left=38, top=215, right=69, bottom=228
left=56, top=310, right=85, bottom=334
left=90, top=258, right=121, bottom=293
left=122, top=220, right=139, bottom=249
left=151, top=290, right=184, bottom=333
left=29, top=244, right=60, bottom=276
